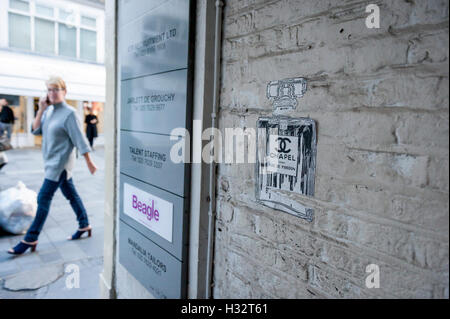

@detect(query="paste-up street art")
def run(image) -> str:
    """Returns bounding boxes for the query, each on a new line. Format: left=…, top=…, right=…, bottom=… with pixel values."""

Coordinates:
left=256, top=78, right=317, bottom=222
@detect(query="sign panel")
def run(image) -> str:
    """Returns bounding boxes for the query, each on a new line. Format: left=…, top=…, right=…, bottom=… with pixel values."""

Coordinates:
left=119, top=0, right=190, bottom=80
left=120, top=130, right=187, bottom=197
left=121, top=69, right=188, bottom=135
left=118, top=0, right=169, bottom=27
left=123, top=182, right=173, bottom=243
left=119, top=220, right=185, bottom=298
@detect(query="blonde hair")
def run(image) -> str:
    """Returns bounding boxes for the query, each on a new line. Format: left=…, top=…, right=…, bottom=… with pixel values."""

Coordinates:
left=46, top=76, right=67, bottom=90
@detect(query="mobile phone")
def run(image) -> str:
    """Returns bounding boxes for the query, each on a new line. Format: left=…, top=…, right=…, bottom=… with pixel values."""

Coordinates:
left=46, top=95, right=50, bottom=105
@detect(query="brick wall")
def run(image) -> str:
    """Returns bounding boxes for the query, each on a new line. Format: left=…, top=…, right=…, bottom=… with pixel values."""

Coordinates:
left=213, top=0, right=449, bottom=298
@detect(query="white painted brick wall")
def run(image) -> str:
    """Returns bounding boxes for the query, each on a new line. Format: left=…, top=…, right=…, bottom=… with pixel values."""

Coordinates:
left=213, top=0, right=449, bottom=298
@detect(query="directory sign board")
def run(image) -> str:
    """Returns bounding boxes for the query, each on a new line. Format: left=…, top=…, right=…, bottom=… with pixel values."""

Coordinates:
left=118, top=0, right=194, bottom=298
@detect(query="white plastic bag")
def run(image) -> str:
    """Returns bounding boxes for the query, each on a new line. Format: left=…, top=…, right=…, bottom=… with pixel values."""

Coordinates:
left=0, top=151, right=7, bottom=166
left=0, top=181, right=37, bottom=234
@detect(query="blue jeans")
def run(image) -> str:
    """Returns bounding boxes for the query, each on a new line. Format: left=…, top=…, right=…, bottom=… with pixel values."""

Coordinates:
left=24, top=170, right=89, bottom=242
left=0, top=123, right=12, bottom=140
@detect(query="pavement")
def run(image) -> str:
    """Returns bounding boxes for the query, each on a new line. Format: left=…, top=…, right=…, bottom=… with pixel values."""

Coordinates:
left=0, top=146, right=105, bottom=299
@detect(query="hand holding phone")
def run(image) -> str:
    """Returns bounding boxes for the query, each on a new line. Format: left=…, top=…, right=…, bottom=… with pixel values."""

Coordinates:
left=38, top=94, right=50, bottom=111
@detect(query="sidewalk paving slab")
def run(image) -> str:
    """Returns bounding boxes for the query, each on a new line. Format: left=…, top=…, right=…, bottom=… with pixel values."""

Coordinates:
left=0, top=146, right=104, bottom=299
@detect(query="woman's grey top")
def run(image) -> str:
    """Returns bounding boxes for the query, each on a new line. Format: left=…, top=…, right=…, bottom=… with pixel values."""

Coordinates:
left=32, top=101, right=91, bottom=182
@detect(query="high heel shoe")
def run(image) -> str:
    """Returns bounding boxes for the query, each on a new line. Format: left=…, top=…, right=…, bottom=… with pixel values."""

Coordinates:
left=68, top=226, right=92, bottom=240
left=7, top=240, right=38, bottom=255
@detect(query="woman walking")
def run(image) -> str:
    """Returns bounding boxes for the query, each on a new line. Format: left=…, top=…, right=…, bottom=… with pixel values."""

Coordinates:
left=85, top=106, right=98, bottom=149
left=8, top=76, right=97, bottom=255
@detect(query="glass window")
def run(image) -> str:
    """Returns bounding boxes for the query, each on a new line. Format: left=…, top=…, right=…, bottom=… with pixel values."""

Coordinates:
left=59, top=9, right=75, bottom=23
left=35, top=18, right=54, bottom=54
left=9, top=0, right=29, bottom=12
left=80, top=29, right=97, bottom=61
left=58, top=23, right=76, bottom=58
left=7, top=3, right=101, bottom=62
left=8, top=13, right=31, bottom=50
left=81, top=16, right=96, bottom=28
left=36, top=4, right=53, bottom=18
left=59, top=9, right=70, bottom=20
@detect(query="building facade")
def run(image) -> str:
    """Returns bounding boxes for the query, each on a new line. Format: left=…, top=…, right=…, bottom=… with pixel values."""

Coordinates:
left=101, top=0, right=449, bottom=299
left=0, top=0, right=105, bottom=148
